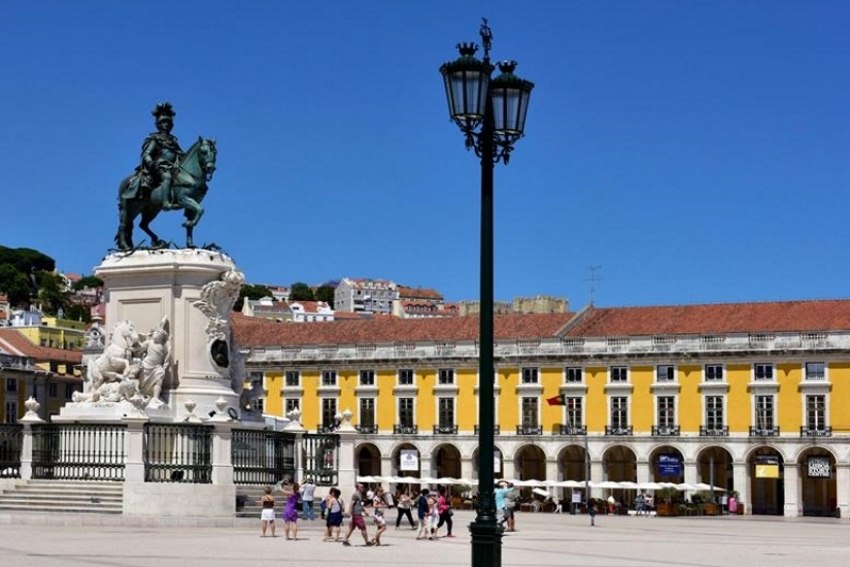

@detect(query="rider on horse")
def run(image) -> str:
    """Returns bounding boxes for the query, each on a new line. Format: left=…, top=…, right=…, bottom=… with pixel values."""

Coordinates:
left=137, top=102, right=184, bottom=210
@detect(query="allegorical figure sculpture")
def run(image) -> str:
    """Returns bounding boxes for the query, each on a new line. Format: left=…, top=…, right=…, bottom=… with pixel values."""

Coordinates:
left=193, top=268, right=245, bottom=370
left=116, top=102, right=217, bottom=250
left=75, top=318, right=172, bottom=407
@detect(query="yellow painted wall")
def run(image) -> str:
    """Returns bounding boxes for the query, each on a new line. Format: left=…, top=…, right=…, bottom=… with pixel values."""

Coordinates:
left=777, top=363, right=801, bottom=432
left=830, top=362, right=850, bottom=432
left=265, top=371, right=283, bottom=416
left=376, top=370, right=396, bottom=431
left=679, top=365, right=701, bottom=432
left=586, top=367, right=607, bottom=433
left=498, top=368, right=518, bottom=431
left=338, top=371, right=357, bottom=419
left=541, top=367, right=562, bottom=430
left=727, top=364, right=751, bottom=433
left=418, top=369, right=436, bottom=431
left=301, top=371, right=319, bottom=429
left=631, top=366, right=653, bottom=432
left=457, top=368, right=477, bottom=432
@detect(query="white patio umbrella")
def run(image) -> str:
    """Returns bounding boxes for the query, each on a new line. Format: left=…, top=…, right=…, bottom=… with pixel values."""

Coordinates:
left=356, top=475, right=379, bottom=483
left=555, top=480, right=585, bottom=488
left=675, top=482, right=698, bottom=491
left=512, top=479, right=547, bottom=487
left=693, top=482, right=725, bottom=492
left=435, top=477, right=461, bottom=485
left=532, top=487, right=551, bottom=497
left=591, top=480, right=621, bottom=489
left=455, top=477, right=478, bottom=486
left=618, top=481, right=640, bottom=489
left=637, top=482, right=664, bottom=491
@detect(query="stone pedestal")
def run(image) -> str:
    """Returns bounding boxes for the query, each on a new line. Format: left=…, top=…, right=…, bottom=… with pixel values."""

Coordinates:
left=78, top=249, right=243, bottom=421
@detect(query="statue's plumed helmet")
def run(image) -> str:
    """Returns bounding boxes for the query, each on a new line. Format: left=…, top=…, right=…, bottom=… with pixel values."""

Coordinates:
left=152, top=102, right=176, bottom=122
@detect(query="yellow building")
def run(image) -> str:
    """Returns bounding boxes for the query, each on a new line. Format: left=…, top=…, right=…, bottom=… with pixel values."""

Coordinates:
left=234, top=299, right=850, bottom=518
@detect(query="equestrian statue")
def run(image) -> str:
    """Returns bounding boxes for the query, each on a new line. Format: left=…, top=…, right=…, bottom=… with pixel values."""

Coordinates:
left=116, top=102, right=217, bottom=250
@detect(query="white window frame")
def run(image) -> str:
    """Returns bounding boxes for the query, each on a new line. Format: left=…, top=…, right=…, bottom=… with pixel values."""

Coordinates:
left=398, top=368, right=415, bottom=386
left=805, top=362, right=826, bottom=381
left=610, top=366, right=628, bottom=383
left=521, top=367, right=539, bottom=384
left=656, top=365, right=675, bottom=382
left=754, top=363, right=774, bottom=381
left=565, top=367, right=583, bottom=383
left=704, top=364, right=724, bottom=382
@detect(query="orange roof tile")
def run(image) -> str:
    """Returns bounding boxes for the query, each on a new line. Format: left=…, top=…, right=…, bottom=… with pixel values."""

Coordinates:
left=232, top=311, right=574, bottom=347
left=562, top=300, right=850, bottom=337
left=0, top=329, right=82, bottom=364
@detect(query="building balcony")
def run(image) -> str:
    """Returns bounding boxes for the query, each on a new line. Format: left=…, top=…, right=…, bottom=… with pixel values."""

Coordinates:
left=356, top=425, right=378, bottom=434
left=317, top=425, right=337, bottom=433
left=749, top=426, right=780, bottom=437
left=556, top=424, right=587, bottom=435
left=800, top=426, right=832, bottom=437
left=393, top=425, right=418, bottom=435
left=475, top=425, right=500, bottom=435
left=605, top=425, right=633, bottom=436
left=699, top=426, right=729, bottom=437
left=516, top=425, right=543, bottom=436
left=652, top=425, right=680, bottom=437
left=433, top=425, right=458, bottom=435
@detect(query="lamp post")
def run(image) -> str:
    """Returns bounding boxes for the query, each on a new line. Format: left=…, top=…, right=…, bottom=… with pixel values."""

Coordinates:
left=440, top=19, right=533, bottom=567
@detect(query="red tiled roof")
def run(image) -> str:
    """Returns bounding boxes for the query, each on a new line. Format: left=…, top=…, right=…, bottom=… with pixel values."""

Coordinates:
left=398, top=286, right=443, bottom=300
left=232, top=311, right=575, bottom=347
left=562, top=300, right=850, bottom=337
left=0, top=329, right=82, bottom=364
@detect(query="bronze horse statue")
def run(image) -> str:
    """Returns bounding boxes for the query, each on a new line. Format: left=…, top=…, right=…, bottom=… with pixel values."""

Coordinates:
left=115, top=137, right=217, bottom=250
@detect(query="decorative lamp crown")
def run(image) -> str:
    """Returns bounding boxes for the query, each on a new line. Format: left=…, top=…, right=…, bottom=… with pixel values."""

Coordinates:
left=152, top=102, right=176, bottom=120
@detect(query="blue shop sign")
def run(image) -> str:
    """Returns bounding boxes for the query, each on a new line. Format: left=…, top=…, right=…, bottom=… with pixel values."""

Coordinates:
left=658, top=454, right=681, bottom=476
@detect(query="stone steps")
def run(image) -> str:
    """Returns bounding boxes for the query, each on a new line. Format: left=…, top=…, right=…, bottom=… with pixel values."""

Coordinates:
left=0, top=480, right=124, bottom=514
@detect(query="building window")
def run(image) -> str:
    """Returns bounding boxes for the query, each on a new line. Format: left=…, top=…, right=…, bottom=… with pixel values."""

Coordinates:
left=755, top=395, right=775, bottom=430
left=566, top=367, right=582, bottom=383
left=754, top=363, right=774, bottom=381
left=656, top=365, right=675, bottom=382
left=285, top=371, right=300, bottom=387
left=806, top=395, right=826, bottom=431
left=399, top=398, right=415, bottom=428
left=521, top=397, right=539, bottom=427
left=705, top=396, right=724, bottom=430
left=610, top=397, right=628, bottom=429
left=48, top=383, right=58, bottom=398
left=805, top=362, right=826, bottom=381
left=321, top=398, right=337, bottom=428
left=285, top=399, right=300, bottom=414
left=398, top=369, right=414, bottom=386
left=321, top=370, right=337, bottom=387
left=610, top=367, right=628, bottom=383
left=360, top=398, right=376, bottom=429
left=438, top=368, right=454, bottom=385
left=657, top=396, right=675, bottom=427
left=566, top=397, right=583, bottom=429
left=360, top=370, right=375, bottom=386
left=6, top=378, right=17, bottom=393
left=438, top=398, right=454, bottom=428
left=65, top=384, right=74, bottom=400
left=705, top=365, right=723, bottom=382
left=4, top=401, right=17, bottom=424
left=521, top=367, right=539, bottom=384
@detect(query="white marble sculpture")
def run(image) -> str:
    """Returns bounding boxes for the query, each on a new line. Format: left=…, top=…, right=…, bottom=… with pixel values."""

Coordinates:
left=193, top=268, right=245, bottom=345
left=75, top=317, right=171, bottom=407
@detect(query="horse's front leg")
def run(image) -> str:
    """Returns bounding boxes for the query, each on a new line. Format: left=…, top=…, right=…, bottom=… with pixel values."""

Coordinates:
left=181, top=197, right=204, bottom=229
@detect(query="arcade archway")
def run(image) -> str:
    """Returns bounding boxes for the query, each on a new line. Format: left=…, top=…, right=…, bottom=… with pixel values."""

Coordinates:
left=799, top=447, right=836, bottom=517
left=748, top=446, right=784, bottom=515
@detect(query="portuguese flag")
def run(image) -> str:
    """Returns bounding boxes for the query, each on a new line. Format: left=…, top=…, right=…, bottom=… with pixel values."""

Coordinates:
left=546, top=394, right=567, bottom=406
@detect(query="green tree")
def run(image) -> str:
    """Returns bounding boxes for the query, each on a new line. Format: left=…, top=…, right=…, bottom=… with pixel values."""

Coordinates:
left=289, top=282, right=314, bottom=301
left=64, top=303, right=92, bottom=323
left=0, top=264, right=33, bottom=307
left=234, top=284, right=273, bottom=311
left=73, top=275, right=104, bottom=290
left=314, top=285, right=335, bottom=307
left=37, top=271, right=69, bottom=316
left=0, top=245, right=55, bottom=273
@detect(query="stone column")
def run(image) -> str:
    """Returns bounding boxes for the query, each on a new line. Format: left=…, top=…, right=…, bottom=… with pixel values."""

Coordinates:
left=18, top=398, right=44, bottom=481
left=284, top=411, right=306, bottom=483
left=836, top=464, right=850, bottom=519
left=210, top=421, right=234, bottom=485
left=636, top=460, right=650, bottom=484
left=684, top=460, right=699, bottom=486
left=733, top=462, right=749, bottom=514
left=783, top=463, right=801, bottom=517
left=122, top=417, right=148, bottom=483
left=590, top=460, right=604, bottom=499
left=545, top=459, right=559, bottom=482
left=461, top=455, right=475, bottom=482
left=335, top=410, right=357, bottom=492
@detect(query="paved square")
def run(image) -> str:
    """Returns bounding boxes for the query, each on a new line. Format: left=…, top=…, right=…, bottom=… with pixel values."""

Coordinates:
left=1, top=510, right=849, bottom=567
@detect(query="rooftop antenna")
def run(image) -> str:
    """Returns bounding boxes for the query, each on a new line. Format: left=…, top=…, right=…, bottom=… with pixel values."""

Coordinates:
left=587, top=266, right=602, bottom=306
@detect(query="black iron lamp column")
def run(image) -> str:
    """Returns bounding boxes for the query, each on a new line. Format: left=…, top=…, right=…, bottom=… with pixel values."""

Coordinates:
left=440, top=19, right=533, bottom=567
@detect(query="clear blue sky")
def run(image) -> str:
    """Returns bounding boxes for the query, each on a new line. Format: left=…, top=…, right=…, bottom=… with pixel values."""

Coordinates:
left=2, top=1, right=849, bottom=309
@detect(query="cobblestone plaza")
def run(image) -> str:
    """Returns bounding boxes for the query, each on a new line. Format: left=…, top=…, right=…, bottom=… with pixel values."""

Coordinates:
left=1, top=509, right=848, bottom=567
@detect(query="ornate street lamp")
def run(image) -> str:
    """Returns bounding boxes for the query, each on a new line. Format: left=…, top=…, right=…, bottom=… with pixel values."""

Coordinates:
left=440, top=18, right=533, bottom=567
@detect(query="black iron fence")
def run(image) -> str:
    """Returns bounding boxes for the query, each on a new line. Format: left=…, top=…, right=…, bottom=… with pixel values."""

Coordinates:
left=31, top=423, right=126, bottom=481
left=0, top=424, right=22, bottom=479
left=303, top=433, right=339, bottom=486
left=144, top=423, right=212, bottom=483
left=232, top=429, right=295, bottom=485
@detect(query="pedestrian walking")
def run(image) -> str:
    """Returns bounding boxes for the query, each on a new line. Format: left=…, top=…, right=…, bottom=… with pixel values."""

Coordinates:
left=280, top=481, right=300, bottom=540
left=395, top=490, right=416, bottom=529
left=415, top=488, right=431, bottom=540
left=435, top=486, right=455, bottom=538
left=589, top=500, right=597, bottom=526
left=342, top=482, right=374, bottom=547
left=300, top=477, right=316, bottom=521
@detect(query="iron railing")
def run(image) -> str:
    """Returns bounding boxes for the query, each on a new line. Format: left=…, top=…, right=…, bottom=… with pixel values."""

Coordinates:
left=144, top=424, right=212, bottom=483
left=31, top=423, right=126, bottom=481
left=393, top=425, right=418, bottom=435
left=356, top=425, right=379, bottom=434
left=749, top=426, right=780, bottom=437
left=652, top=425, right=680, bottom=436
left=303, top=433, right=339, bottom=486
left=801, top=426, right=832, bottom=437
left=700, top=426, right=729, bottom=436
left=605, top=425, right=633, bottom=436
left=556, top=424, right=587, bottom=435
left=0, top=424, right=23, bottom=479
left=433, top=425, right=458, bottom=435
left=232, top=429, right=295, bottom=485
left=516, top=425, right=542, bottom=436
